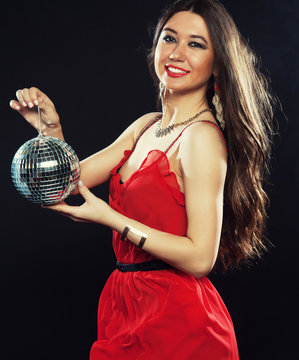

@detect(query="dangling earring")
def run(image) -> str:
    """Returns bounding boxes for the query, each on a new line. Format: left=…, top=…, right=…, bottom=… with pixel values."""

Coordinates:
left=159, top=81, right=166, bottom=115
left=159, top=82, right=167, bottom=117
left=159, top=81, right=165, bottom=100
left=212, top=80, right=225, bottom=130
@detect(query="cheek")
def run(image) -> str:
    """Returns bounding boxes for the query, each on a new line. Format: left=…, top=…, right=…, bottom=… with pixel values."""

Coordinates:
left=154, top=46, right=164, bottom=77
left=191, top=53, right=215, bottom=75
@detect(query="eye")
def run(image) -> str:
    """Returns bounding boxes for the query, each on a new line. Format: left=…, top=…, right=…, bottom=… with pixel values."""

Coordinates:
left=189, top=41, right=206, bottom=49
left=162, top=35, right=176, bottom=43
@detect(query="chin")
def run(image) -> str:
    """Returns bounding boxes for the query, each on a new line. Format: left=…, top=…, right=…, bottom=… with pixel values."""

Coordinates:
left=167, top=81, right=208, bottom=96
left=166, top=85, right=196, bottom=95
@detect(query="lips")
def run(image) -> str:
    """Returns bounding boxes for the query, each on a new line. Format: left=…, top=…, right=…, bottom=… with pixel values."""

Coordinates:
left=165, top=64, right=190, bottom=78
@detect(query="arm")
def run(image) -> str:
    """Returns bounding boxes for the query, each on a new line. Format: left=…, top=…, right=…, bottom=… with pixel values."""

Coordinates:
left=106, top=123, right=227, bottom=278
left=10, top=87, right=160, bottom=190
left=49, top=123, right=227, bottom=278
left=73, top=112, right=160, bottom=191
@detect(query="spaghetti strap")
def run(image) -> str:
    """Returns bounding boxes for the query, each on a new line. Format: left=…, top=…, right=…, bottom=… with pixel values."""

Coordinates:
left=132, top=114, right=162, bottom=151
left=164, top=120, right=227, bottom=154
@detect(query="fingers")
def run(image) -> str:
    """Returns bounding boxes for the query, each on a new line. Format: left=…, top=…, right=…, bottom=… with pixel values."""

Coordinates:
left=9, top=99, right=21, bottom=111
left=14, top=87, right=43, bottom=109
left=43, top=206, right=86, bottom=223
left=43, top=182, right=92, bottom=217
left=44, top=202, right=77, bottom=215
left=77, top=181, right=94, bottom=201
left=21, top=88, right=34, bottom=108
left=43, top=202, right=90, bottom=223
left=10, top=86, right=61, bottom=134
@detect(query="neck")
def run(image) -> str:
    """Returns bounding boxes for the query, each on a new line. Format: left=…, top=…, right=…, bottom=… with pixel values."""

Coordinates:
left=161, top=88, right=210, bottom=127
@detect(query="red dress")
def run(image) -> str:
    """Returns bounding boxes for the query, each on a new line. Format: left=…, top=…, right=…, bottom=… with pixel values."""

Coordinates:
left=90, top=118, right=239, bottom=359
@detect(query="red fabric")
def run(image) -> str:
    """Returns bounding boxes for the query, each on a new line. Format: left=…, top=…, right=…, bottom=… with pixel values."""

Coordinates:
left=90, top=120, right=239, bottom=359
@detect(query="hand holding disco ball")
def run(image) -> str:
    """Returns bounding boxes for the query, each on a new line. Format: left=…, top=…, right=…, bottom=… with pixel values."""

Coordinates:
left=10, top=90, right=80, bottom=205
left=11, top=134, right=80, bottom=205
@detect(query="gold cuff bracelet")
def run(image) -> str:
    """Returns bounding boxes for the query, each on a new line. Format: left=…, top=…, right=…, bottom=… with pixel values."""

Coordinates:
left=121, top=225, right=148, bottom=249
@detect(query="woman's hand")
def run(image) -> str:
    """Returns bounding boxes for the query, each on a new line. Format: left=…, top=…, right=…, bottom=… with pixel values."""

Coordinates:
left=45, top=181, right=111, bottom=224
left=9, top=87, right=63, bottom=138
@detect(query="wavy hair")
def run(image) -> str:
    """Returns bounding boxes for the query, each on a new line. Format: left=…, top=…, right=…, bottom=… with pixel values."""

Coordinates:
left=147, top=0, right=276, bottom=271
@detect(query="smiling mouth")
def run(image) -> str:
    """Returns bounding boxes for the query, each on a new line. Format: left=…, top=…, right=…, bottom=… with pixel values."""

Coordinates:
left=165, top=65, right=190, bottom=77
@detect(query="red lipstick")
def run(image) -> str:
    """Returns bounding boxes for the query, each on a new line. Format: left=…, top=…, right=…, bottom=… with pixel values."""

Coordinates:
left=165, top=64, right=190, bottom=78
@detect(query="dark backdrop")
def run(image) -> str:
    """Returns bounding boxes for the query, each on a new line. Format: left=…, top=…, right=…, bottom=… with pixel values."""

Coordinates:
left=1, top=1, right=297, bottom=359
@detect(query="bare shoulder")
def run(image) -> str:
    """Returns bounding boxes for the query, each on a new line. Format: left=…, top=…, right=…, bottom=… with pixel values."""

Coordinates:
left=179, top=121, right=227, bottom=161
left=174, top=124, right=227, bottom=197
left=132, top=112, right=161, bottom=141
left=178, top=121, right=227, bottom=180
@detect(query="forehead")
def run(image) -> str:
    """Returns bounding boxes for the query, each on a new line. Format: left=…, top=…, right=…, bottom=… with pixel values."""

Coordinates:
left=163, top=11, right=211, bottom=40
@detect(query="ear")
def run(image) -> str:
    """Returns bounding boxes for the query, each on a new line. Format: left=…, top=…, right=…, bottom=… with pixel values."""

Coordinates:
left=213, top=68, right=219, bottom=78
left=212, top=60, right=219, bottom=77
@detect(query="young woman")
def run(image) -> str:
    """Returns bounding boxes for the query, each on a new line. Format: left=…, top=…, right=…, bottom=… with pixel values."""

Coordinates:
left=9, top=0, right=274, bottom=358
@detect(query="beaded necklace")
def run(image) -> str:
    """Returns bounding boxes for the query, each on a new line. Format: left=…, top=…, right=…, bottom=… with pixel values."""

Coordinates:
left=155, top=108, right=213, bottom=137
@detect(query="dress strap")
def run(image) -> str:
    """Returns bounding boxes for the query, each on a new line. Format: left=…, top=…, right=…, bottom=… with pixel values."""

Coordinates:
left=164, top=120, right=227, bottom=154
left=132, top=114, right=162, bottom=151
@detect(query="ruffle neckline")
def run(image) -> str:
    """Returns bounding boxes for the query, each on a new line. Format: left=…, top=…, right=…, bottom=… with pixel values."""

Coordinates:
left=110, top=149, right=185, bottom=206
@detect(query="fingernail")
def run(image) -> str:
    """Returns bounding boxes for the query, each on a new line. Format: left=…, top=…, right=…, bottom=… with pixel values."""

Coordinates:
left=78, top=180, right=83, bottom=187
left=28, top=102, right=33, bottom=108
left=16, top=105, right=21, bottom=110
left=22, top=101, right=27, bottom=107
left=34, top=100, right=39, bottom=105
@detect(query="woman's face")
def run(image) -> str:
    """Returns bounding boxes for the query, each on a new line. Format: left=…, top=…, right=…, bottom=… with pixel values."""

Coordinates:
left=154, top=11, right=216, bottom=95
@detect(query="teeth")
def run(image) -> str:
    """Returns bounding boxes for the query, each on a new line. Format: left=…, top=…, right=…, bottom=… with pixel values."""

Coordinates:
left=167, top=66, right=188, bottom=74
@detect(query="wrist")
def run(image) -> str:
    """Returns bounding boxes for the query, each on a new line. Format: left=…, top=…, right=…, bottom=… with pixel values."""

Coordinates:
left=106, top=207, right=125, bottom=232
left=44, top=122, right=64, bottom=141
left=121, top=225, right=147, bottom=249
left=107, top=208, right=147, bottom=248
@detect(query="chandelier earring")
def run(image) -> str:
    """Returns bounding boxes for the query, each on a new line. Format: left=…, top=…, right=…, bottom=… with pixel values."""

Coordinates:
left=159, top=82, right=167, bottom=115
left=212, top=80, right=225, bottom=130
left=159, top=81, right=165, bottom=100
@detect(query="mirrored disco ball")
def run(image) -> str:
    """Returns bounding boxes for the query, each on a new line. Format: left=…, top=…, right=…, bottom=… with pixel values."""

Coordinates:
left=11, top=135, right=80, bottom=205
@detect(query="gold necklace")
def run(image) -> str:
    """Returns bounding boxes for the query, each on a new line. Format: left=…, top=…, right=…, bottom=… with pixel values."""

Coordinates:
left=155, top=108, right=213, bottom=137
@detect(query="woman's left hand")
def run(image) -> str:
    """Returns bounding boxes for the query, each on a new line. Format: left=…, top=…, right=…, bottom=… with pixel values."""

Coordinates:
left=45, top=181, right=111, bottom=224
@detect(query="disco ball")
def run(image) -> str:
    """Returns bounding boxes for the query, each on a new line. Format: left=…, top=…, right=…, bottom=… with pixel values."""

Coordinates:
left=11, top=135, right=80, bottom=205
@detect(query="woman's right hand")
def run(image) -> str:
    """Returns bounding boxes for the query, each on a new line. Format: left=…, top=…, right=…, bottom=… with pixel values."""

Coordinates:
left=9, top=87, right=64, bottom=139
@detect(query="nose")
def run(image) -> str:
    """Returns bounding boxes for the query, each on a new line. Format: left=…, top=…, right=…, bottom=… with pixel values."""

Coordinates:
left=169, top=44, right=185, bottom=62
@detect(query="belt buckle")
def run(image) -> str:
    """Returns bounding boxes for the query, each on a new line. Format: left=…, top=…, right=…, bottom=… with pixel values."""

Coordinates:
left=119, top=264, right=125, bottom=272
left=138, top=262, right=146, bottom=270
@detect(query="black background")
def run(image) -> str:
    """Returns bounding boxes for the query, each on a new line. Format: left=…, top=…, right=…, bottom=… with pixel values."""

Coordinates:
left=1, top=0, right=298, bottom=359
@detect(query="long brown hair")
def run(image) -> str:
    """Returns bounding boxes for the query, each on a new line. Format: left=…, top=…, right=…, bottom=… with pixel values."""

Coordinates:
left=147, top=0, right=276, bottom=271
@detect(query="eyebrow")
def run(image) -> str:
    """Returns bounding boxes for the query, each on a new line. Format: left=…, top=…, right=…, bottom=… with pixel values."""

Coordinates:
left=162, top=27, right=208, bottom=46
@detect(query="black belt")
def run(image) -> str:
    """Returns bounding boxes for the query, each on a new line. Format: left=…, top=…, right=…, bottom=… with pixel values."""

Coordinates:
left=116, top=259, right=173, bottom=272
